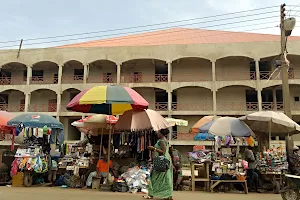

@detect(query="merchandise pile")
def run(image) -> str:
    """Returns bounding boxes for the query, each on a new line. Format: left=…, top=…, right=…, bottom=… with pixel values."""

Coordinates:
left=187, top=150, right=212, bottom=163
left=119, top=166, right=150, bottom=193
left=256, top=146, right=288, bottom=173
left=211, top=150, right=246, bottom=179
left=11, top=147, right=48, bottom=175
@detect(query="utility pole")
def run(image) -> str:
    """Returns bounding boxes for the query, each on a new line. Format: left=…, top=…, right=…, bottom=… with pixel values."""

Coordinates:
left=280, top=4, right=292, bottom=118
left=280, top=3, right=294, bottom=154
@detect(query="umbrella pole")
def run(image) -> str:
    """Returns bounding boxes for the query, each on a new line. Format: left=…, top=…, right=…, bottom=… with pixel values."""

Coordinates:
left=268, top=121, right=272, bottom=149
left=106, top=117, right=112, bottom=186
left=99, top=128, right=103, bottom=159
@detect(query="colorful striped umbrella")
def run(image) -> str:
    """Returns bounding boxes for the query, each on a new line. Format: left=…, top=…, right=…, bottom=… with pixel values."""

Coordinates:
left=66, top=85, right=149, bottom=115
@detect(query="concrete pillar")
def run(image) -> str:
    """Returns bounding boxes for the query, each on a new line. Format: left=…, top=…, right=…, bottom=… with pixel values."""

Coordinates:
left=83, top=64, right=88, bottom=84
left=58, top=65, right=63, bottom=85
left=255, top=59, right=262, bottom=111
left=272, top=88, right=277, bottom=111
left=56, top=91, right=61, bottom=119
left=117, top=63, right=121, bottom=84
left=24, top=93, right=30, bottom=112
left=255, top=60, right=260, bottom=81
left=167, top=62, right=172, bottom=84
left=212, top=60, right=216, bottom=82
left=213, top=90, right=217, bottom=116
left=26, top=65, right=32, bottom=85
left=257, top=89, right=262, bottom=111
left=212, top=60, right=217, bottom=116
left=168, top=91, right=172, bottom=113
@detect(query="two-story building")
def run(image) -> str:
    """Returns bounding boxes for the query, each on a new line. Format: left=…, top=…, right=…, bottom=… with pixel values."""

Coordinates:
left=1, top=28, right=300, bottom=146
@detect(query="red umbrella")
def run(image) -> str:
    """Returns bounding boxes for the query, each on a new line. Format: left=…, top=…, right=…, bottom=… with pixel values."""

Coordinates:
left=0, top=111, right=15, bottom=133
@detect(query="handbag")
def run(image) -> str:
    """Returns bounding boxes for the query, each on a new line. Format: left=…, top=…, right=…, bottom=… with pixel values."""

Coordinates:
left=153, top=155, right=170, bottom=172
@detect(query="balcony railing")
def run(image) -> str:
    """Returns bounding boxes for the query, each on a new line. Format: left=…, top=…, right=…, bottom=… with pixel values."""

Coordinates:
left=28, top=104, right=57, bottom=112
left=260, top=70, right=296, bottom=80
left=172, top=102, right=213, bottom=111
left=172, top=132, right=196, bottom=141
left=121, top=74, right=168, bottom=83
left=31, top=76, right=58, bottom=84
left=217, top=102, right=259, bottom=111
left=0, top=76, right=26, bottom=85
left=262, top=102, right=283, bottom=111
left=0, top=104, right=25, bottom=112
left=216, top=71, right=256, bottom=81
left=172, top=73, right=212, bottom=82
left=87, top=74, right=116, bottom=83
left=155, top=102, right=168, bottom=111
left=62, top=75, right=84, bottom=84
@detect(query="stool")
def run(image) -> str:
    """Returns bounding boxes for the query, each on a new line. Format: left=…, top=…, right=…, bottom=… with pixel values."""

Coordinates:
left=92, top=177, right=102, bottom=189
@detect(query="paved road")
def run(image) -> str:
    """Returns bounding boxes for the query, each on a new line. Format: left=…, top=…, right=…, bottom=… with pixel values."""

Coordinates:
left=0, top=187, right=282, bottom=200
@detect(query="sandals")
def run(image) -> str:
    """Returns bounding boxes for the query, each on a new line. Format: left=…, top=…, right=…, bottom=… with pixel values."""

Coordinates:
left=143, top=196, right=153, bottom=199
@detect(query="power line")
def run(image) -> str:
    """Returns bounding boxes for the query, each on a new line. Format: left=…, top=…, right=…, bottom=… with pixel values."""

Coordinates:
left=0, top=5, right=280, bottom=44
left=0, top=12, right=280, bottom=49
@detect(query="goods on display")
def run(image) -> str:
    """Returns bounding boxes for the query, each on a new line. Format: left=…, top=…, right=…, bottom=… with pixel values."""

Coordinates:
left=256, top=146, right=288, bottom=173
left=119, top=166, right=150, bottom=193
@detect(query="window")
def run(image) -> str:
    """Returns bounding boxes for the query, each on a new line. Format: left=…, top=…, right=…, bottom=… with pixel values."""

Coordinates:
left=23, top=70, right=27, bottom=81
left=53, top=73, right=58, bottom=84
left=295, top=96, right=300, bottom=102
left=103, top=72, right=113, bottom=83
left=74, top=69, right=84, bottom=80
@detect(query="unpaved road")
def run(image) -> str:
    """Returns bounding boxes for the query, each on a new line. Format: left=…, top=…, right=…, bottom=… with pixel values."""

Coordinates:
left=0, top=187, right=282, bottom=200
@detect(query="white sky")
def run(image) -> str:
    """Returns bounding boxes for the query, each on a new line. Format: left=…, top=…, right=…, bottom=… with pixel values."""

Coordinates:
left=0, top=0, right=300, bottom=48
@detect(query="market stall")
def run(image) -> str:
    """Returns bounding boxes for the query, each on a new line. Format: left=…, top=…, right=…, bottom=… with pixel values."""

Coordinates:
left=113, top=109, right=172, bottom=193
left=190, top=117, right=254, bottom=193
left=7, top=113, right=64, bottom=187
left=0, top=111, right=16, bottom=185
left=240, top=111, right=300, bottom=193
left=66, top=85, right=149, bottom=190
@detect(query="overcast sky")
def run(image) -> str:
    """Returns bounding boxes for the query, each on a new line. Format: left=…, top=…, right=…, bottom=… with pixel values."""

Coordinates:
left=0, top=0, right=300, bottom=48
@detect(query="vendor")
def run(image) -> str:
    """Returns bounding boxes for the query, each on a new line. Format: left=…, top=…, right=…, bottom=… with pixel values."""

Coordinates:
left=83, top=154, right=113, bottom=189
left=288, top=146, right=300, bottom=175
left=244, top=146, right=258, bottom=192
left=170, top=146, right=183, bottom=191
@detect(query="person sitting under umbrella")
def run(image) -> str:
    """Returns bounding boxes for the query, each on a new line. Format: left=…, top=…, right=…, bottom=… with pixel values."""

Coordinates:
left=83, top=154, right=114, bottom=189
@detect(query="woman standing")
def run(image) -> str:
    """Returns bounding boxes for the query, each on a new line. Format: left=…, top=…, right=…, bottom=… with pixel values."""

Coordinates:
left=144, top=129, right=173, bottom=200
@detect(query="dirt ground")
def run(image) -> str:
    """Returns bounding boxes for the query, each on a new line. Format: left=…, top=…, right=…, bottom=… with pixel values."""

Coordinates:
left=0, top=187, right=282, bottom=200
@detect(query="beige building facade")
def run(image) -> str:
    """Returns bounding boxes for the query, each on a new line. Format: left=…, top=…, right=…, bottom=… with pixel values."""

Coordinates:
left=1, top=32, right=300, bottom=144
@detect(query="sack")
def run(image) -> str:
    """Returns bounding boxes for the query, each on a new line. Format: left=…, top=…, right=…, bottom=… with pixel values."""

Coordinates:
left=172, top=149, right=182, bottom=169
left=112, top=181, right=128, bottom=192
left=153, top=156, right=170, bottom=172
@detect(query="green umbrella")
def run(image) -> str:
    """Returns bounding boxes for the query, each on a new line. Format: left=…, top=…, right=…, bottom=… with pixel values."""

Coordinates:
left=165, top=117, right=188, bottom=127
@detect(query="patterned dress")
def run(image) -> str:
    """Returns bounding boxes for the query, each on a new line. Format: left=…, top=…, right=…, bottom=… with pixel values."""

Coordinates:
left=148, top=139, right=173, bottom=199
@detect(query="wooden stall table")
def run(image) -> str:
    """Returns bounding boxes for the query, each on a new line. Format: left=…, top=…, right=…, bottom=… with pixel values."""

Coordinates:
left=210, top=179, right=248, bottom=194
left=191, top=162, right=210, bottom=191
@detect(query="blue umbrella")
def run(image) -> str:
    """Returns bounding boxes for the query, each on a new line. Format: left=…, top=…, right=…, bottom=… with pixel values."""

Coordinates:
left=8, top=113, right=63, bottom=129
left=198, top=117, right=253, bottom=137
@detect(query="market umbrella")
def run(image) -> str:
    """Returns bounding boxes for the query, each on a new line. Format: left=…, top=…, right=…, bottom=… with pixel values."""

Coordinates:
left=0, top=111, right=15, bottom=133
left=199, top=117, right=253, bottom=137
left=72, top=114, right=118, bottom=157
left=192, top=116, right=219, bottom=133
left=8, top=113, right=63, bottom=129
left=239, top=111, right=300, bottom=148
left=66, top=85, right=149, bottom=186
left=71, top=115, right=118, bottom=130
left=66, top=85, right=149, bottom=115
left=165, top=117, right=188, bottom=127
left=114, top=109, right=172, bottom=131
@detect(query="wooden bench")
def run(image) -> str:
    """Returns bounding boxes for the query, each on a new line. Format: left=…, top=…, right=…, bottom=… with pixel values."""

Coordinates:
left=210, top=180, right=248, bottom=194
left=191, top=162, right=210, bottom=191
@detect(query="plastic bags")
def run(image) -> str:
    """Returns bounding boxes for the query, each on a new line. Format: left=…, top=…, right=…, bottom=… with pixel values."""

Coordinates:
left=121, top=167, right=150, bottom=193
